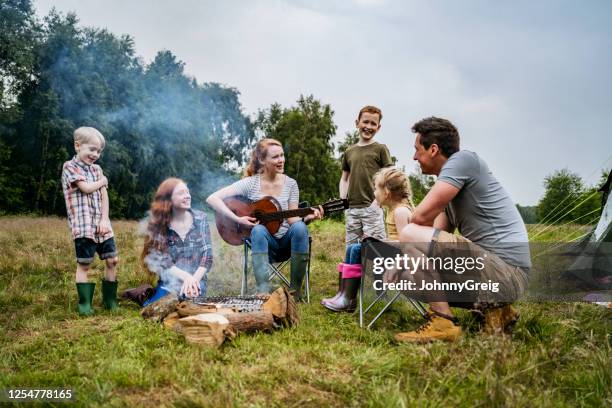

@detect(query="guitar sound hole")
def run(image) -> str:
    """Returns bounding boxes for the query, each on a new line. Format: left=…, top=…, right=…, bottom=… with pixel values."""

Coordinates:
left=252, top=211, right=265, bottom=224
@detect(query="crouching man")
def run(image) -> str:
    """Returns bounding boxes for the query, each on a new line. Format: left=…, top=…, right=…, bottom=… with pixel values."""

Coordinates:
left=396, top=117, right=531, bottom=343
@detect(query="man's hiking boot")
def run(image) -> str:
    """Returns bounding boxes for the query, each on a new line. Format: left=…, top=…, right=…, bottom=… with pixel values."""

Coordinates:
left=394, top=312, right=461, bottom=343
left=482, top=304, right=520, bottom=335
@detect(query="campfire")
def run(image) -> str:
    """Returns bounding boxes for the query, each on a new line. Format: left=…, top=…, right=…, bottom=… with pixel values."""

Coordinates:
left=191, top=295, right=267, bottom=312
left=140, top=287, right=299, bottom=347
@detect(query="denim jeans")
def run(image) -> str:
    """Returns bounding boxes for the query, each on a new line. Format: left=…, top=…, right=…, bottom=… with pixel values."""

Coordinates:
left=142, top=279, right=207, bottom=307
left=250, top=221, right=309, bottom=260
left=345, top=243, right=362, bottom=265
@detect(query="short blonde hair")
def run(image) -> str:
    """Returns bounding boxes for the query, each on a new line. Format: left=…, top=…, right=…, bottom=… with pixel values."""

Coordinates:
left=373, top=167, right=414, bottom=209
left=74, top=127, right=106, bottom=150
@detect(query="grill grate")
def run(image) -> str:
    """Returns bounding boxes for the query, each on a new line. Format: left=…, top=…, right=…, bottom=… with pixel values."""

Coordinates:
left=190, top=295, right=268, bottom=312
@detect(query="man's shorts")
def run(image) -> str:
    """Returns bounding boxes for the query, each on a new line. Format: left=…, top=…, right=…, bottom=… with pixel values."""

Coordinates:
left=345, top=206, right=386, bottom=244
left=74, top=237, right=118, bottom=264
left=433, top=230, right=529, bottom=304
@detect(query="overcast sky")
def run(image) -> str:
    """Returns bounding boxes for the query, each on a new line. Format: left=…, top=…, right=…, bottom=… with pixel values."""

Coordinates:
left=34, top=0, right=612, bottom=205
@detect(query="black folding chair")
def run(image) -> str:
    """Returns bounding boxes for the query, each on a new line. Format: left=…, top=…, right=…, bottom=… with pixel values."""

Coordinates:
left=240, top=201, right=314, bottom=302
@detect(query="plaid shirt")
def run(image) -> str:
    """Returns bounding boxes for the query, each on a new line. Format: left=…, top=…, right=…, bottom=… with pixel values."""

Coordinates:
left=61, top=157, right=113, bottom=242
left=158, top=209, right=213, bottom=276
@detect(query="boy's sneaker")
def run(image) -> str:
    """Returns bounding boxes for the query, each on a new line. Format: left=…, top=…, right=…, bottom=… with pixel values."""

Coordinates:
left=482, top=304, right=519, bottom=335
left=394, top=312, right=461, bottom=343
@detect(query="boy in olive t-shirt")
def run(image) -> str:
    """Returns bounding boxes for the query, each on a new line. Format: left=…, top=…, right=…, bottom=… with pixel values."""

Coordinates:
left=339, top=105, right=393, bottom=244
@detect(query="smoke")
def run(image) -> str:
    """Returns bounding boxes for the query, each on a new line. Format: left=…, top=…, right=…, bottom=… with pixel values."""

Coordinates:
left=142, top=250, right=183, bottom=294
left=42, top=14, right=254, bottom=218
left=40, top=11, right=258, bottom=295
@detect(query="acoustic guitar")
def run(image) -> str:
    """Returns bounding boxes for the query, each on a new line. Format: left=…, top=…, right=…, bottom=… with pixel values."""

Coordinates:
left=215, top=195, right=348, bottom=245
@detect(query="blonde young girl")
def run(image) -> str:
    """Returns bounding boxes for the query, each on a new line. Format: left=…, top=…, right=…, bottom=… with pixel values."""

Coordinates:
left=322, top=167, right=414, bottom=312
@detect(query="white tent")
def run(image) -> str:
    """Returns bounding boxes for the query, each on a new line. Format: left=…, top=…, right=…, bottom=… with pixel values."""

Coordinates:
left=565, top=170, right=612, bottom=290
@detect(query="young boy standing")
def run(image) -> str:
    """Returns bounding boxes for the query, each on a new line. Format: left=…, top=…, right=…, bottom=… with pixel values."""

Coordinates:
left=339, top=106, right=393, bottom=244
left=61, top=127, right=119, bottom=315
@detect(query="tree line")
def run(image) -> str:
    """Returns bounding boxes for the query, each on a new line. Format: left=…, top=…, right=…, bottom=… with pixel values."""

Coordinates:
left=526, top=169, right=608, bottom=225
left=1, top=0, right=256, bottom=218
left=0, top=1, right=606, bottom=225
left=0, top=1, right=359, bottom=218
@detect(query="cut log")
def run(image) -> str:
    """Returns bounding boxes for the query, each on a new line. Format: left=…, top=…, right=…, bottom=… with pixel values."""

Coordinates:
left=261, top=287, right=299, bottom=326
left=140, top=294, right=179, bottom=322
left=175, top=314, right=230, bottom=347
left=173, top=310, right=278, bottom=347
left=284, top=287, right=300, bottom=326
left=225, top=310, right=277, bottom=334
left=176, top=302, right=236, bottom=317
left=162, top=312, right=180, bottom=329
left=176, top=301, right=216, bottom=317
left=262, top=287, right=287, bottom=318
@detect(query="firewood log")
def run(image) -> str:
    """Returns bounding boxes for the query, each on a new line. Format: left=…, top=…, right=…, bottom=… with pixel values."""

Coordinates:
left=140, top=294, right=179, bottom=322
left=284, top=287, right=300, bottom=326
left=162, top=312, right=180, bottom=329
left=224, top=310, right=277, bottom=333
left=176, top=314, right=230, bottom=347
left=174, top=311, right=278, bottom=347
left=262, top=287, right=299, bottom=326
left=262, top=287, right=287, bottom=318
left=176, top=302, right=236, bottom=317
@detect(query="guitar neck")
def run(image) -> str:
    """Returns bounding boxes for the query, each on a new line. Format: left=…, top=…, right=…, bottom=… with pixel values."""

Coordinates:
left=258, top=208, right=312, bottom=222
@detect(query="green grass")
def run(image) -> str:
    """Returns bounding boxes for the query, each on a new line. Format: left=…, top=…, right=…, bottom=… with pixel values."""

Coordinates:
left=0, top=216, right=610, bottom=407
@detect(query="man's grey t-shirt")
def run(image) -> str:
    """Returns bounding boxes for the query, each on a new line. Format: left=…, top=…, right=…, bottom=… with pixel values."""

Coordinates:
left=438, top=150, right=531, bottom=269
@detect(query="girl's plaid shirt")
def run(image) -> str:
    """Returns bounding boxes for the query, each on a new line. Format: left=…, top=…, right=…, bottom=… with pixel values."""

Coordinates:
left=155, top=209, right=213, bottom=274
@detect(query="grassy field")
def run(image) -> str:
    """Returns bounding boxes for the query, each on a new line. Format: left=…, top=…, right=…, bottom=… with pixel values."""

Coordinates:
left=0, top=216, right=610, bottom=407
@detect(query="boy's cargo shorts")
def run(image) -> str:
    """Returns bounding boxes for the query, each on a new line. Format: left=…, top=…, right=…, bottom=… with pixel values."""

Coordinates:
left=74, top=237, right=118, bottom=264
left=345, top=206, right=387, bottom=244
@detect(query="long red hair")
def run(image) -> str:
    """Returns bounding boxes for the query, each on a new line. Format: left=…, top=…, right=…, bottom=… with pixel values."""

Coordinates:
left=141, top=178, right=184, bottom=268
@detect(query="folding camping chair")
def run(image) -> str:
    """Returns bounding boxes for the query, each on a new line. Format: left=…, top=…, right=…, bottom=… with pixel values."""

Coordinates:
left=358, top=239, right=428, bottom=329
left=240, top=199, right=314, bottom=302
left=241, top=236, right=313, bottom=302
left=240, top=201, right=312, bottom=303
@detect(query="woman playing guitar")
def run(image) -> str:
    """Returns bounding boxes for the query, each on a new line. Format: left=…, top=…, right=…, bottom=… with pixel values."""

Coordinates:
left=207, top=138, right=323, bottom=297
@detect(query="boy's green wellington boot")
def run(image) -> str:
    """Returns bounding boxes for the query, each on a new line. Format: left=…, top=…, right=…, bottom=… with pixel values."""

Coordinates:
left=290, top=252, right=309, bottom=301
left=252, top=253, right=271, bottom=294
left=102, top=279, right=119, bottom=311
left=76, top=282, right=96, bottom=316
